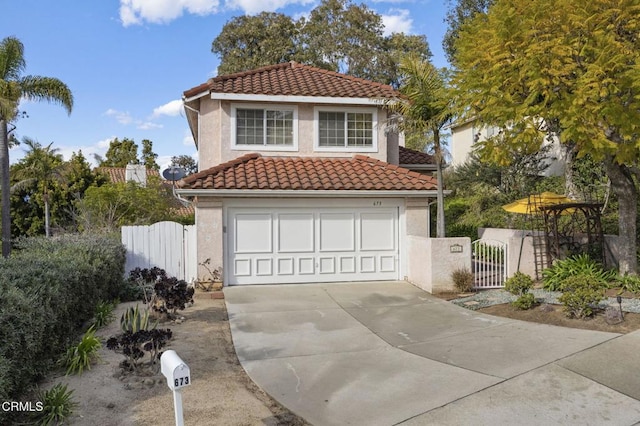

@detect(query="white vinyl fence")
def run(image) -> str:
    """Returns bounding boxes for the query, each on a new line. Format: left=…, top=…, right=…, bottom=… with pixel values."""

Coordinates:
left=121, top=221, right=197, bottom=282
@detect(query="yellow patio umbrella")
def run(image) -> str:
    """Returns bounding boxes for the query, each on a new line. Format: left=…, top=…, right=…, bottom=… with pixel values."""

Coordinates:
left=502, top=192, right=575, bottom=214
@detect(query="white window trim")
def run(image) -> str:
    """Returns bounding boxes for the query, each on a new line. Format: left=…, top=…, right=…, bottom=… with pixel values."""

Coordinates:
left=231, top=103, right=299, bottom=152
left=313, top=106, right=378, bottom=153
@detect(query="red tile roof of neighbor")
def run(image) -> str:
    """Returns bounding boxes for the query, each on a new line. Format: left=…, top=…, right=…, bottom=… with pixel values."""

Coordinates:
left=399, top=146, right=436, bottom=165
left=183, top=61, right=401, bottom=100
left=177, top=154, right=438, bottom=191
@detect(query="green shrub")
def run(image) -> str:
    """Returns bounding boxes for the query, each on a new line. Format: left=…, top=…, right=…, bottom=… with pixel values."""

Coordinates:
left=512, top=293, right=536, bottom=310
left=542, top=254, right=615, bottom=291
left=35, top=383, right=77, bottom=426
left=93, top=300, right=117, bottom=329
left=63, top=327, right=101, bottom=375
left=557, top=274, right=606, bottom=319
left=0, top=234, right=126, bottom=407
left=613, top=274, right=640, bottom=294
left=504, top=272, right=534, bottom=296
left=451, top=268, right=474, bottom=292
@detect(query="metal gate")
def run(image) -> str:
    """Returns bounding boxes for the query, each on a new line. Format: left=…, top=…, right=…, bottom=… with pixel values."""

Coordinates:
left=472, top=239, right=508, bottom=289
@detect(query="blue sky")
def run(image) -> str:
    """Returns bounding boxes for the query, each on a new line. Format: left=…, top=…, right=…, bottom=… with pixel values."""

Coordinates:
left=4, top=0, right=449, bottom=170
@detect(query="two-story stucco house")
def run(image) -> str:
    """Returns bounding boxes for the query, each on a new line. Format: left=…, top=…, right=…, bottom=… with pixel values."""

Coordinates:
left=449, top=118, right=566, bottom=176
left=177, top=62, right=442, bottom=287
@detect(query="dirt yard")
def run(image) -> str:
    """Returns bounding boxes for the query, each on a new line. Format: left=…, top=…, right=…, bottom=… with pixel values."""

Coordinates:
left=40, top=295, right=308, bottom=426
left=40, top=289, right=640, bottom=426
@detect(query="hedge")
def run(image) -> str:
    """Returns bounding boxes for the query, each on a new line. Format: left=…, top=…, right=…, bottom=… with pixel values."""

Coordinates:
left=0, top=234, right=126, bottom=408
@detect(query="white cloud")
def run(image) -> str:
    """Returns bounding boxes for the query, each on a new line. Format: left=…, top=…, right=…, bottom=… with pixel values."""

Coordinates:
left=104, top=108, right=133, bottom=125
left=225, top=0, right=314, bottom=15
left=182, top=129, right=195, bottom=146
left=97, top=137, right=116, bottom=149
left=152, top=100, right=183, bottom=118
left=138, top=122, right=163, bottom=130
left=119, top=0, right=219, bottom=27
left=105, top=108, right=165, bottom=130
left=381, top=9, right=413, bottom=36
left=157, top=155, right=174, bottom=172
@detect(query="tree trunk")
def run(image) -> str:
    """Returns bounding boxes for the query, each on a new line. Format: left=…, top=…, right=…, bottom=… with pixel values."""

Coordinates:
left=563, top=144, right=579, bottom=200
left=434, top=128, right=446, bottom=238
left=0, top=119, right=11, bottom=257
left=44, top=192, right=50, bottom=237
left=603, top=157, right=637, bottom=274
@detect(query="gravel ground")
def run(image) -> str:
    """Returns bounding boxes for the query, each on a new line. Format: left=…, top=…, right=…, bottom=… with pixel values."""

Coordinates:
left=451, top=289, right=640, bottom=313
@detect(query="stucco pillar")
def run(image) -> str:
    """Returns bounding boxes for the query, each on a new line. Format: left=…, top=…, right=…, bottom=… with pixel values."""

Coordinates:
left=194, top=197, right=224, bottom=283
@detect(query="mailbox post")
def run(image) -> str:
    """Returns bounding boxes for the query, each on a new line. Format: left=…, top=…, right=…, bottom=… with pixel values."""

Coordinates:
left=161, top=350, right=191, bottom=426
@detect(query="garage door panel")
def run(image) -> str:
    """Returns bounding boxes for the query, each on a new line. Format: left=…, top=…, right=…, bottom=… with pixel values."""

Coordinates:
left=319, top=257, right=335, bottom=274
left=278, top=213, right=314, bottom=253
left=380, top=255, right=396, bottom=272
left=319, top=213, right=355, bottom=252
left=360, top=256, right=376, bottom=273
left=228, top=207, right=399, bottom=285
left=298, top=258, right=315, bottom=275
left=277, top=258, right=294, bottom=275
left=361, top=212, right=395, bottom=251
left=234, top=258, right=252, bottom=276
left=339, top=256, right=356, bottom=273
left=235, top=214, right=272, bottom=253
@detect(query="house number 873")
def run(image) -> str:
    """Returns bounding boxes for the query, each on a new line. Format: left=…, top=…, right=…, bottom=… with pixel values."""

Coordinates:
left=373, top=201, right=382, bottom=206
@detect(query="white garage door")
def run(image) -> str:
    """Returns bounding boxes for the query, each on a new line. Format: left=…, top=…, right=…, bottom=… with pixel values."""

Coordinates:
left=227, top=207, right=399, bottom=285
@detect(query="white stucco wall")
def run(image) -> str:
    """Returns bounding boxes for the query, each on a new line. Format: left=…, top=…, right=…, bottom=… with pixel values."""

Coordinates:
left=450, top=121, right=475, bottom=168
left=194, top=198, right=224, bottom=281
left=196, top=97, right=391, bottom=169
left=407, top=236, right=471, bottom=293
left=450, top=119, right=566, bottom=177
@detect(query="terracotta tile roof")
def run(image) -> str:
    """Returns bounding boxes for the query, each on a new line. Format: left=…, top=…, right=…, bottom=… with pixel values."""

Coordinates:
left=177, top=154, right=437, bottom=191
left=399, top=146, right=436, bottom=165
left=96, top=167, right=161, bottom=183
left=183, top=61, right=400, bottom=100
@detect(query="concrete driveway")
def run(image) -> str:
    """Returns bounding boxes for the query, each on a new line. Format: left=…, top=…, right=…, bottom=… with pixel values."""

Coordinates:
left=224, top=281, right=640, bottom=425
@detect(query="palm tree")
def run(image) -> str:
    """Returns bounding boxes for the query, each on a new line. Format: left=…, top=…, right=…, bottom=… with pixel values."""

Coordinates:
left=12, top=138, right=67, bottom=237
left=0, top=36, right=73, bottom=256
left=388, top=56, right=451, bottom=237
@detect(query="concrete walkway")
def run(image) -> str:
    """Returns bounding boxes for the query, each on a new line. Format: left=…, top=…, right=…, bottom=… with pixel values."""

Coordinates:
left=224, top=281, right=640, bottom=425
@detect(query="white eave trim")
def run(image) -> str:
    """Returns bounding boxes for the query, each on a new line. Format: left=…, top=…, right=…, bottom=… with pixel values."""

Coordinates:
left=211, top=92, right=390, bottom=105
left=176, top=189, right=445, bottom=198
left=183, top=91, right=210, bottom=103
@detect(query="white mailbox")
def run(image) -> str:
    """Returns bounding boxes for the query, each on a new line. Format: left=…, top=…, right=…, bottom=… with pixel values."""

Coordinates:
left=161, top=350, right=191, bottom=390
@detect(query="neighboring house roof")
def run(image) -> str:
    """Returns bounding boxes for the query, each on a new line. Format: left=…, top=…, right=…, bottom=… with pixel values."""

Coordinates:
left=96, top=167, right=160, bottom=183
left=177, top=153, right=437, bottom=192
left=398, top=146, right=436, bottom=166
left=183, top=61, right=400, bottom=100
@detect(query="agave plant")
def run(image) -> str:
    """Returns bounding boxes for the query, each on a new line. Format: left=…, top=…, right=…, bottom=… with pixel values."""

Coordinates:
left=120, top=304, right=156, bottom=333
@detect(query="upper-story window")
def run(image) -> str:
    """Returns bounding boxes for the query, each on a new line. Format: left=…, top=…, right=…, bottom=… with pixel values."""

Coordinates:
left=315, top=107, right=377, bottom=152
left=232, top=104, right=298, bottom=151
